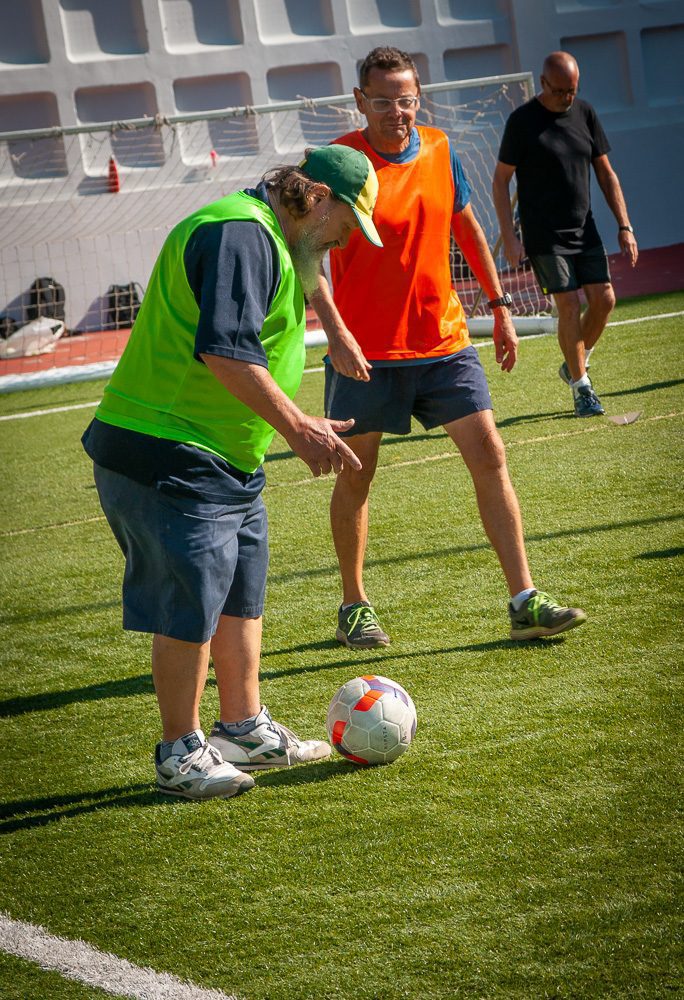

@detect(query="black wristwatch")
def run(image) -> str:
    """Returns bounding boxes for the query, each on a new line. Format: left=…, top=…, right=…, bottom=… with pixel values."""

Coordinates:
left=619, top=225, right=634, bottom=233
left=487, top=292, right=513, bottom=310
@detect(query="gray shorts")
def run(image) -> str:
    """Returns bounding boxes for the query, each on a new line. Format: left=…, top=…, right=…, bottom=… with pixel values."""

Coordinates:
left=324, top=346, right=493, bottom=436
left=94, top=464, right=269, bottom=643
left=529, top=244, right=611, bottom=295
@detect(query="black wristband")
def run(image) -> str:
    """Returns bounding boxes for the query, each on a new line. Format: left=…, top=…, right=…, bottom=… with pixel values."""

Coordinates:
left=619, top=225, right=634, bottom=233
left=487, top=292, right=513, bottom=310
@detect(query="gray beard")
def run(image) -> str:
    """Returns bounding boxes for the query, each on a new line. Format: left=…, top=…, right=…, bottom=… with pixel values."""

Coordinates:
left=290, top=227, right=327, bottom=298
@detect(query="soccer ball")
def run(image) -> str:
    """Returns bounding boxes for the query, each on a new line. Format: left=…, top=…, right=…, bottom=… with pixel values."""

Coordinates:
left=326, top=674, right=417, bottom=765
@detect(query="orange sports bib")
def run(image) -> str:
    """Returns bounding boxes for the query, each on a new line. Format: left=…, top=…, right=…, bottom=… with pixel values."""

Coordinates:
left=330, top=127, right=470, bottom=360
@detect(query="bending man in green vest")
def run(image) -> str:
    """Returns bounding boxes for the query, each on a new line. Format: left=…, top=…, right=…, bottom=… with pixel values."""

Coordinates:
left=82, top=146, right=382, bottom=801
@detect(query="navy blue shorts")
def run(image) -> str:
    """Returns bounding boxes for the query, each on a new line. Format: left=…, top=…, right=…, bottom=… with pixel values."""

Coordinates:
left=94, top=464, right=269, bottom=643
left=324, top=346, right=492, bottom=435
left=529, top=244, right=611, bottom=295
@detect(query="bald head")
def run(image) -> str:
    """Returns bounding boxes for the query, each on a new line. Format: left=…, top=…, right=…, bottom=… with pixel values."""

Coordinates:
left=543, top=51, right=579, bottom=79
left=539, top=51, right=580, bottom=112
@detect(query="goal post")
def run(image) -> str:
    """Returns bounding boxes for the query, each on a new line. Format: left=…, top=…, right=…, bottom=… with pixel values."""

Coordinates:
left=0, top=71, right=552, bottom=393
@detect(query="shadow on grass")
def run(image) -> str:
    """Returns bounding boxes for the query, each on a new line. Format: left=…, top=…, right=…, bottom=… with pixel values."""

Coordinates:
left=635, top=546, right=684, bottom=560
left=496, top=409, right=570, bottom=429
left=0, top=764, right=367, bottom=833
left=269, top=511, right=684, bottom=584
left=0, top=634, right=565, bottom=717
left=254, top=757, right=366, bottom=789
left=0, top=598, right=119, bottom=626
left=601, top=377, right=684, bottom=398
left=0, top=783, right=161, bottom=835
left=259, top=637, right=567, bottom=681
left=0, top=673, right=159, bottom=717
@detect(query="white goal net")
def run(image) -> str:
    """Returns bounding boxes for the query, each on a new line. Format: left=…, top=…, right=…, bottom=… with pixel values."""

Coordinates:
left=0, top=72, right=551, bottom=392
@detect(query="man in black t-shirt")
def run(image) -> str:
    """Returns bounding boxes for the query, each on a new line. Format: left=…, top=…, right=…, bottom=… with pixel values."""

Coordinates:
left=493, top=51, right=638, bottom=417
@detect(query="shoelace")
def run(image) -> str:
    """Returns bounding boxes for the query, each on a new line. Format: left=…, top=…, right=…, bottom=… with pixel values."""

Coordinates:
left=263, top=713, right=301, bottom=750
left=178, top=741, right=222, bottom=775
left=346, top=605, right=381, bottom=634
left=525, top=591, right=555, bottom=624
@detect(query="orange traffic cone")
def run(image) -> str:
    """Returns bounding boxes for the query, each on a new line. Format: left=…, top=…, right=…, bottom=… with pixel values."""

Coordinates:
left=108, top=155, right=120, bottom=193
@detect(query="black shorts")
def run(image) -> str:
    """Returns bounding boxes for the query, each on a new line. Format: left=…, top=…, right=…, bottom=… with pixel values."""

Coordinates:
left=529, top=244, right=611, bottom=295
left=324, top=346, right=493, bottom=436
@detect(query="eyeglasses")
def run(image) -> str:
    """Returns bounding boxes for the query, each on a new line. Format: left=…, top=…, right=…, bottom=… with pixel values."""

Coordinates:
left=541, top=77, right=578, bottom=98
left=359, top=92, right=420, bottom=113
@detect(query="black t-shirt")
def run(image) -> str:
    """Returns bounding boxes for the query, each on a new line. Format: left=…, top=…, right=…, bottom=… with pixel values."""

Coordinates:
left=498, top=97, right=611, bottom=254
left=82, top=184, right=279, bottom=502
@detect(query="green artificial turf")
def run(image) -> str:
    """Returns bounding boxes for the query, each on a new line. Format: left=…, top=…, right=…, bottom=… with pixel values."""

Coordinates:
left=0, top=292, right=682, bottom=999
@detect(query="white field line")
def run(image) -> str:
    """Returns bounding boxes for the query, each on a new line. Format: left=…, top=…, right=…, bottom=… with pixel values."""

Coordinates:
left=1, top=410, right=681, bottom=539
left=1, top=308, right=681, bottom=424
left=0, top=912, right=237, bottom=1000
left=0, top=399, right=100, bottom=421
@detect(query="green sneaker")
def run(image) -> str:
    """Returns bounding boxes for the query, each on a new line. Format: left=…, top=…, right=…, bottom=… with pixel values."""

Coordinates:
left=336, top=602, right=390, bottom=649
left=509, top=590, right=587, bottom=640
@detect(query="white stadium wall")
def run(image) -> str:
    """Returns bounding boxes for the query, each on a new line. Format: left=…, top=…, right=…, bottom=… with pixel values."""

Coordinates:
left=1, top=0, right=683, bottom=336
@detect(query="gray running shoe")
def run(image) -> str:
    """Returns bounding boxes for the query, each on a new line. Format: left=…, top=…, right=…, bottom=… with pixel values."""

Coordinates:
left=574, top=384, right=605, bottom=417
left=209, top=707, right=331, bottom=771
left=336, top=602, right=390, bottom=649
left=509, top=590, right=587, bottom=640
left=155, top=730, right=255, bottom=800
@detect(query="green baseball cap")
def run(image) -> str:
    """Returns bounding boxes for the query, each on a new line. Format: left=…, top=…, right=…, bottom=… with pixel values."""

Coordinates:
left=300, top=145, right=383, bottom=248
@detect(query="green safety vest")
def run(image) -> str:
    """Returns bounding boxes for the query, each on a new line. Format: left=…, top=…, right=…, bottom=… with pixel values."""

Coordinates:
left=94, top=191, right=305, bottom=473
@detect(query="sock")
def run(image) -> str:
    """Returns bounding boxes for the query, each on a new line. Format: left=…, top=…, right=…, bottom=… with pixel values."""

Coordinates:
left=510, top=587, right=536, bottom=611
left=221, top=712, right=261, bottom=736
left=570, top=373, right=591, bottom=393
left=341, top=600, right=370, bottom=611
left=158, top=729, right=205, bottom=761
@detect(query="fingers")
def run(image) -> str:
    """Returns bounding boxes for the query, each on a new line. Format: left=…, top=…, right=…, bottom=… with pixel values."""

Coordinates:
left=334, top=439, right=362, bottom=471
left=501, top=348, right=517, bottom=373
left=328, top=418, right=355, bottom=432
left=330, top=347, right=372, bottom=381
left=300, top=418, right=363, bottom=477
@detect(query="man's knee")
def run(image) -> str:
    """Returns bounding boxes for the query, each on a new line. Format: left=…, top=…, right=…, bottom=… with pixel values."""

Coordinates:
left=476, top=424, right=508, bottom=473
left=586, top=283, right=615, bottom=317
left=335, top=456, right=377, bottom=496
left=452, top=414, right=508, bottom=476
left=553, top=290, right=582, bottom=322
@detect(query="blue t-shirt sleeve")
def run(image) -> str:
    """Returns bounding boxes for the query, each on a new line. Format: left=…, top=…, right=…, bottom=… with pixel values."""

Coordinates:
left=183, top=220, right=281, bottom=367
left=450, top=143, right=471, bottom=214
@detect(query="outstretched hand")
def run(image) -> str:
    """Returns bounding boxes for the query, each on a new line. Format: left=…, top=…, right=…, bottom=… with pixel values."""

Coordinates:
left=287, top=416, right=362, bottom=477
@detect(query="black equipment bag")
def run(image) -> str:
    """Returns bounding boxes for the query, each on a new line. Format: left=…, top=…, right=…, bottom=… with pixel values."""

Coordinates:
left=27, top=277, right=66, bottom=323
left=105, top=282, right=144, bottom=330
left=0, top=315, right=17, bottom=340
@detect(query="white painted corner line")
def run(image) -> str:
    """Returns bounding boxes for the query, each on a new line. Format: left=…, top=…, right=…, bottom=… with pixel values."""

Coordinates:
left=0, top=912, right=237, bottom=1000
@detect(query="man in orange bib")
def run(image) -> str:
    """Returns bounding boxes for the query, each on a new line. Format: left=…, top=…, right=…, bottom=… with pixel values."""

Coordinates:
left=310, top=46, right=587, bottom=646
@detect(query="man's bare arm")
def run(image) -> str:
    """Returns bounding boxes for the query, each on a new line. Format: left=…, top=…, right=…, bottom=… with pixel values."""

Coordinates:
left=201, top=354, right=362, bottom=476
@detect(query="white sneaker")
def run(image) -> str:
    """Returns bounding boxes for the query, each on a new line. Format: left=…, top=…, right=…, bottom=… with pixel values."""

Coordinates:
left=209, top=707, right=331, bottom=771
left=155, top=729, right=255, bottom=800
